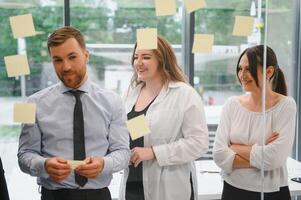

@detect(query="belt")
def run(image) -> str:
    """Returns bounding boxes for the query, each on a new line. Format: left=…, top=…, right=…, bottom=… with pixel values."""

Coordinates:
left=41, top=187, right=111, bottom=200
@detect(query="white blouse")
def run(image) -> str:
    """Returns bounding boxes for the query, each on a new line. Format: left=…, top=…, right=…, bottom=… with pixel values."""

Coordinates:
left=213, top=96, right=296, bottom=192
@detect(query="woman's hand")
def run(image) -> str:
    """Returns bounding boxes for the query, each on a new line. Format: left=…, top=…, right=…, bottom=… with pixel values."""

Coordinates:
left=266, top=132, right=279, bottom=145
left=130, top=147, right=155, bottom=167
left=229, top=144, right=251, bottom=161
left=229, top=131, right=280, bottom=162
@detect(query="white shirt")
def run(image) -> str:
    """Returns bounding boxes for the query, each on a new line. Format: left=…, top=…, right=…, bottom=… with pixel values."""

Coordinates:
left=120, top=81, right=209, bottom=200
left=213, top=96, right=296, bottom=192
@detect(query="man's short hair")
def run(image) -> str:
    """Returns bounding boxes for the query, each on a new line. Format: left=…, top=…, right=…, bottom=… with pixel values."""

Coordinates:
left=47, top=26, right=86, bottom=53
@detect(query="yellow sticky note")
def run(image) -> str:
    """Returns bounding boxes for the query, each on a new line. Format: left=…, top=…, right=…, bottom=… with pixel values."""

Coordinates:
left=233, top=16, right=255, bottom=36
left=155, top=0, right=177, bottom=16
left=126, top=115, right=151, bottom=140
left=184, top=0, right=206, bottom=13
left=13, top=103, right=36, bottom=124
left=192, top=34, right=214, bottom=53
left=137, top=28, right=157, bottom=50
left=9, top=14, right=36, bottom=38
left=68, top=160, right=86, bottom=170
left=4, top=54, right=30, bottom=77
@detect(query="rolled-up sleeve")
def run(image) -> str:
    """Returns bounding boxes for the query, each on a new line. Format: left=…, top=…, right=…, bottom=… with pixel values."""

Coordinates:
left=250, top=100, right=296, bottom=170
left=153, top=89, right=209, bottom=166
left=213, top=100, right=236, bottom=174
left=102, top=96, right=130, bottom=174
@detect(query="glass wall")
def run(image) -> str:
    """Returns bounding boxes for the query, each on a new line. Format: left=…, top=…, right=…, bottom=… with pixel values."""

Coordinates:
left=265, top=1, right=297, bottom=199
left=0, top=1, right=63, bottom=199
left=266, top=0, right=294, bottom=94
left=193, top=0, right=294, bottom=118
left=70, top=0, right=182, bottom=96
left=0, top=0, right=299, bottom=200
left=195, top=0, right=298, bottom=199
left=194, top=1, right=259, bottom=124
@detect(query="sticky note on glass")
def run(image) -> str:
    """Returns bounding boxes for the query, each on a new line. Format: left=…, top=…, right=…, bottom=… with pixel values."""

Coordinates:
left=192, top=34, right=214, bottom=53
left=9, top=14, right=36, bottom=38
left=13, top=103, right=36, bottom=123
left=232, top=16, right=254, bottom=36
left=155, top=0, right=176, bottom=16
left=184, top=0, right=206, bottom=13
left=126, top=115, right=151, bottom=140
left=137, top=28, right=157, bottom=50
left=68, top=160, right=86, bottom=170
left=4, top=54, right=30, bottom=77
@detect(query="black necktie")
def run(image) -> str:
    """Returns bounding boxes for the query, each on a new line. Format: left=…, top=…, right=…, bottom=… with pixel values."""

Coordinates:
left=69, top=90, right=87, bottom=187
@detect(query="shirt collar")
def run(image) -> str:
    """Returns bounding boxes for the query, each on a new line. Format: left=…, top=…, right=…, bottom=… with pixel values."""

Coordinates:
left=127, top=81, right=183, bottom=108
left=59, top=78, right=91, bottom=94
left=167, top=81, right=183, bottom=88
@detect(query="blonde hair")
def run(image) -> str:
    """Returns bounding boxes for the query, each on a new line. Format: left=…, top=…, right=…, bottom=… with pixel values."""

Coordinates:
left=130, top=35, right=187, bottom=87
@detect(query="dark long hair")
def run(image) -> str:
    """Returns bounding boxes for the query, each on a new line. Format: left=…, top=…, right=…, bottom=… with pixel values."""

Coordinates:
left=236, top=45, right=287, bottom=96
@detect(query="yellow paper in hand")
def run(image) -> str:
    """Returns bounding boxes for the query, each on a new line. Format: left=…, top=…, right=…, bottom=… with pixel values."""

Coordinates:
left=13, top=103, right=36, bottom=124
left=126, top=115, right=151, bottom=140
left=136, top=28, right=157, bottom=50
left=9, top=14, right=36, bottom=38
left=68, top=160, right=86, bottom=170
left=184, top=0, right=206, bottom=13
left=192, top=34, right=214, bottom=53
left=155, top=0, right=177, bottom=16
left=4, top=54, right=30, bottom=77
left=232, top=16, right=255, bottom=36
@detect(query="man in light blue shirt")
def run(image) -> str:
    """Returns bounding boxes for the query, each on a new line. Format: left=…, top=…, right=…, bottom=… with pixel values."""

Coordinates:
left=18, top=26, right=130, bottom=200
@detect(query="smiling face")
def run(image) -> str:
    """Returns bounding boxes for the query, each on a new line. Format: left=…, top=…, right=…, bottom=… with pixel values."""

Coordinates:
left=238, top=53, right=276, bottom=93
left=236, top=45, right=287, bottom=96
left=133, top=49, right=161, bottom=82
left=238, top=54, right=259, bottom=92
left=49, top=38, right=89, bottom=89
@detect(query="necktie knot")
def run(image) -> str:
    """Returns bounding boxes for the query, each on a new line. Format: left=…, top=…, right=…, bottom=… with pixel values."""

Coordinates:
left=69, top=90, right=83, bottom=99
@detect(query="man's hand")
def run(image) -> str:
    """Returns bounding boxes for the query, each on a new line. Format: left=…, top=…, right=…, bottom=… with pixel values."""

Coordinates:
left=75, top=156, right=104, bottom=179
left=45, top=157, right=71, bottom=182
left=131, top=147, right=155, bottom=167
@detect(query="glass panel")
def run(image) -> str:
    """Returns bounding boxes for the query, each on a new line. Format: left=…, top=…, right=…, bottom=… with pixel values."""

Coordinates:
left=193, top=1, right=258, bottom=128
left=194, top=1, right=251, bottom=108
left=196, top=0, right=264, bottom=195
left=0, top=1, right=63, bottom=199
left=264, top=0, right=295, bottom=199
left=1, top=1, right=297, bottom=200
left=266, top=0, right=294, bottom=94
left=70, top=0, right=182, bottom=96
left=210, top=1, right=297, bottom=200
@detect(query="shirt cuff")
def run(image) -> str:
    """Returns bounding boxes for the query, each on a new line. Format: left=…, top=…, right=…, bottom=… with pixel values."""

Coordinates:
left=250, top=144, right=260, bottom=168
left=32, top=157, right=49, bottom=178
left=222, top=150, right=236, bottom=174
left=102, top=156, right=113, bottom=174
left=152, top=145, right=168, bottom=166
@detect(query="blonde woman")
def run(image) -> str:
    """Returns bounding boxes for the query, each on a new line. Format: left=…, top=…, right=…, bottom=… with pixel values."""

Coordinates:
left=121, top=36, right=209, bottom=200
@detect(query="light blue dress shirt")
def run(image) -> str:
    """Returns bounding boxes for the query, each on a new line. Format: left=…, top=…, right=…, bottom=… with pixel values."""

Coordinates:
left=18, top=79, right=130, bottom=190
